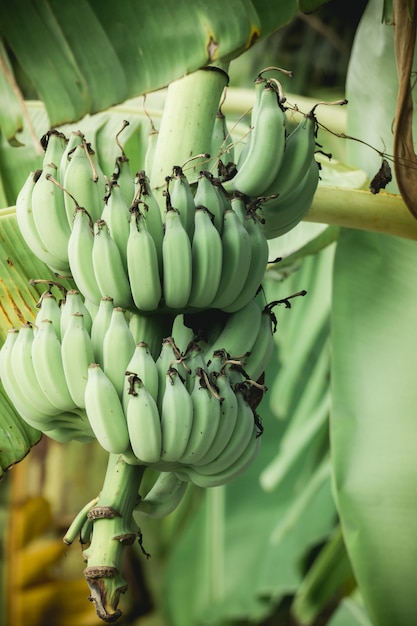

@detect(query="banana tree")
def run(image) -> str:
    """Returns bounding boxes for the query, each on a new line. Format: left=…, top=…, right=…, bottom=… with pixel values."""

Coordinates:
left=1, top=1, right=417, bottom=625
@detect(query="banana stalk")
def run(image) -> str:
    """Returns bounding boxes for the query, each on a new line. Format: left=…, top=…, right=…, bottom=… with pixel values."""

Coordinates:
left=80, top=454, right=146, bottom=623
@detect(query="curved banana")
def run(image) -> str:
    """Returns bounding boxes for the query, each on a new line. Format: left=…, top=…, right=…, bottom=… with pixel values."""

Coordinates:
left=60, top=289, right=93, bottom=338
left=90, top=296, right=114, bottom=367
left=68, top=207, right=102, bottom=305
left=112, top=154, right=135, bottom=207
left=242, top=305, right=275, bottom=382
left=61, top=312, right=95, bottom=408
left=123, top=341, right=159, bottom=409
left=35, top=291, right=62, bottom=339
left=31, top=319, right=77, bottom=412
left=189, top=388, right=256, bottom=475
left=161, top=206, right=192, bottom=310
left=155, top=336, right=183, bottom=408
left=209, top=109, right=235, bottom=174
left=160, top=366, right=194, bottom=462
left=169, top=166, right=196, bottom=239
left=102, top=306, right=136, bottom=399
left=179, top=368, right=221, bottom=465
left=171, top=313, right=195, bottom=354
left=193, top=370, right=239, bottom=465
left=63, top=140, right=105, bottom=224
left=101, top=180, right=130, bottom=270
left=135, top=471, right=188, bottom=519
left=206, top=297, right=263, bottom=365
left=84, top=363, right=130, bottom=454
left=210, top=208, right=252, bottom=310
left=223, top=82, right=287, bottom=198
left=126, top=210, right=162, bottom=312
left=31, top=163, right=71, bottom=271
left=59, top=129, right=84, bottom=186
left=144, top=127, right=159, bottom=177
left=193, top=171, right=226, bottom=234
left=129, top=311, right=172, bottom=361
left=261, top=110, right=317, bottom=201
left=222, top=213, right=269, bottom=312
left=10, top=322, right=60, bottom=418
left=92, top=219, right=134, bottom=309
left=188, top=206, right=223, bottom=309
left=180, top=341, right=207, bottom=393
left=176, top=427, right=260, bottom=488
left=15, top=171, right=67, bottom=272
left=230, top=194, right=247, bottom=222
left=260, top=157, right=320, bottom=239
left=125, top=374, right=162, bottom=464
left=134, top=171, right=164, bottom=270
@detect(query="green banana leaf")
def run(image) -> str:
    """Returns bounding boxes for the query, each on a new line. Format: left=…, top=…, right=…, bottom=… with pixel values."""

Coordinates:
left=331, top=1, right=417, bottom=624
left=0, top=0, right=305, bottom=140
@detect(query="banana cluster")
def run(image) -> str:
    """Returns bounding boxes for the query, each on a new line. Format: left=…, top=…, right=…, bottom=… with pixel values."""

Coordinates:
left=0, top=287, right=274, bottom=487
left=220, top=77, right=320, bottom=239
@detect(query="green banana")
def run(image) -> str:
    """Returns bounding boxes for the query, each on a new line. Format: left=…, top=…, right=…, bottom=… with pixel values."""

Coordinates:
left=31, top=319, right=77, bottom=412
left=84, top=363, right=130, bottom=454
left=63, top=140, right=105, bottom=224
left=134, top=171, right=164, bottom=269
left=222, top=212, right=269, bottom=312
left=90, top=296, right=114, bottom=367
left=123, top=341, right=159, bottom=408
left=101, top=180, right=130, bottom=270
left=68, top=207, right=102, bottom=305
left=176, top=426, right=260, bottom=487
left=60, top=289, right=93, bottom=338
left=169, top=166, right=196, bottom=239
left=61, top=312, right=95, bottom=408
left=230, top=194, right=247, bottom=222
left=102, top=306, right=136, bottom=399
left=209, top=109, right=235, bottom=174
left=210, top=208, right=252, bottom=310
left=144, top=126, right=159, bottom=177
left=112, top=154, right=135, bottom=207
left=129, top=311, right=172, bottom=361
left=242, top=305, right=275, bottom=382
left=135, top=471, right=188, bottom=519
left=155, top=336, right=183, bottom=408
left=125, top=374, right=162, bottom=464
left=15, top=171, right=67, bottom=273
left=161, top=205, right=192, bottom=310
left=171, top=313, right=195, bottom=354
left=188, top=206, right=223, bottom=309
left=92, top=219, right=134, bottom=309
left=59, top=129, right=84, bottom=185
left=126, top=210, right=162, bottom=312
left=193, top=171, right=226, bottom=234
left=260, top=157, right=320, bottom=239
left=180, top=341, right=207, bottom=393
left=35, top=291, right=62, bottom=340
left=223, top=81, right=287, bottom=198
left=179, top=368, right=221, bottom=465
left=160, top=366, right=193, bottom=462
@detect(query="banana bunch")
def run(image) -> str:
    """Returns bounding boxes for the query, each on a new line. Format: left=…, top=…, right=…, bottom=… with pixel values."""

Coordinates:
left=220, top=77, right=319, bottom=239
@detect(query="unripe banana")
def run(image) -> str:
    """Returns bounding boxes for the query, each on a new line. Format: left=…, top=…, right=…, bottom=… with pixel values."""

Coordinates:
left=92, top=219, right=134, bottom=309
left=187, top=206, right=223, bottom=309
left=189, top=387, right=256, bottom=475
left=206, top=297, right=263, bottom=364
left=125, top=374, right=162, bottom=464
left=223, top=82, right=287, bottom=197
left=59, top=129, right=84, bottom=185
left=68, top=207, right=102, bottom=305
left=222, top=213, right=269, bottom=312
left=155, top=337, right=183, bottom=407
left=135, top=471, right=188, bottom=519
left=162, top=206, right=192, bottom=309
left=194, top=370, right=239, bottom=465
left=179, top=368, right=221, bottom=465
left=61, top=312, right=95, bottom=408
left=90, top=296, right=114, bottom=367
left=31, top=163, right=71, bottom=271
left=134, top=171, right=164, bottom=269
left=209, top=109, right=235, bottom=174
left=169, top=166, right=195, bottom=239
left=160, top=366, right=193, bottom=462
left=242, top=305, right=275, bottom=382
left=31, top=319, right=77, bottom=412
left=193, top=171, right=225, bottom=233
left=230, top=194, right=247, bottom=222
left=180, top=341, right=207, bottom=393
left=15, top=171, right=66, bottom=272
left=171, top=314, right=195, bottom=354
left=129, top=311, right=172, bottom=361
left=123, top=341, right=159, bottom=409
left=60, top=289, right=93, bottom=338
left=35, top=292, right=62, bottom=339
left=144, top=127, right=159, bottom=177
left=10, top=322, right=60, bottom=418
left=210, top=208, right=252, bottom=310
left=176, top=426, right=260, bottom=487
left=102, top=307, right=135, bottom=398
left=101, top=180, right=130, bottom=270
left=126, top=210, right=162, bottom=312
left=112, top=154, right=135, bottom=207
left=84, top=363, right=130, bottom=454
left=63, top=140, right=105, bottom=224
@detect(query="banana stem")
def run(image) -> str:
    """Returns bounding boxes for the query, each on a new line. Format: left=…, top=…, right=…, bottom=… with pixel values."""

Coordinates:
left=81, top=453, right=146, bottom=622
left=150, top=62, right=230, bottom=192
